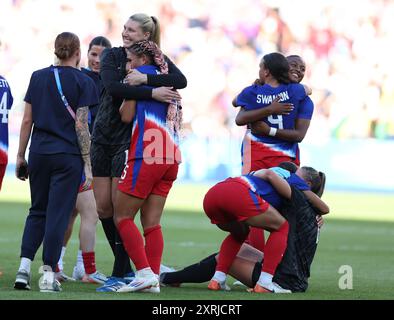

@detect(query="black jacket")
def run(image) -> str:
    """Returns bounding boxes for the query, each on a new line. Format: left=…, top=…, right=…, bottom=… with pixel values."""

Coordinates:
left=92, top=47, right=187, bottom=145
left=273, top=186, right=319, bottom=292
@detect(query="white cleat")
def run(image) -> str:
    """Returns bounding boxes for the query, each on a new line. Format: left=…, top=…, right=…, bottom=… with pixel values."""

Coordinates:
left=232, top=280, right=246, bottom=287
left=159, top=264, right=176, bottom=275
left=39, top=266, right=62, bottom=293
left=81, top=271, right=108, bottom=284
left=56, top=271, right=75, bottom=282
left=117, top=269, right=159, bottom=293
left=141, top=275, right=160, bottom=293
left=141, top=283, right=160, bottom=293
left=252, top=281, right=292, bottom=293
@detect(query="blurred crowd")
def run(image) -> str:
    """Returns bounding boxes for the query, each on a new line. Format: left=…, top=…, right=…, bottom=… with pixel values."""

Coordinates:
left=1, top=0, right=394, bottom=150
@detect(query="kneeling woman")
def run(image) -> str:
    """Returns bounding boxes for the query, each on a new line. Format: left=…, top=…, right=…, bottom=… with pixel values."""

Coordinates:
left=203, top=165, right=328, bottom=293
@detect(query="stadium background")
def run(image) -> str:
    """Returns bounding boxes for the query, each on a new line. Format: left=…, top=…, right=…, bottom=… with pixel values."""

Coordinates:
left=1, top=0, right=394, bottom=191
left=0, top=0, right=393, bottom=300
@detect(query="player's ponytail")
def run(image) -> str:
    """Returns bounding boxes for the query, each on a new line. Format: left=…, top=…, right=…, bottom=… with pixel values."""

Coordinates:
left=262, top=52, right=290, bottom=84
left=129, top=13, right=161, bottom=47
left=150, top=16, right=161, bottom=48
left=127, top=40, right=167, bottom=74
left=54, top=32, right=80, bottom=60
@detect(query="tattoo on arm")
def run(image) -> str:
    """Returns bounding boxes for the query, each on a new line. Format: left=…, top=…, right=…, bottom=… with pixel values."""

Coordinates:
left=75, top=106, right=91, bottom=163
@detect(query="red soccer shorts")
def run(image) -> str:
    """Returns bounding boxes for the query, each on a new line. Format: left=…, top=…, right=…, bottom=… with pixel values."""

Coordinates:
left=118, top=158, right=179, bottom=199
left=242, top=140, right=300, bottom=174
left=203, top=177, right=269, bottom=225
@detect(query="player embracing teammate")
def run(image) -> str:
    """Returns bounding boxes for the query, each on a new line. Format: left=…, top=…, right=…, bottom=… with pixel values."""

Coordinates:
left=91, top=13, right=186, bottom=292
left=114, top=40, right=182, bottom=294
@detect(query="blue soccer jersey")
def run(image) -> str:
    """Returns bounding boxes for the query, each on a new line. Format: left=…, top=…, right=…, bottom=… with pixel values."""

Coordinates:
left=238, top=172, right=310, bottom=210
left=127, top=64, right=180, bottom=162
left=25, top=65, right=99, bottom=155
left=0, top=76, right=13, bottom=164
left=236, top=83, right=314, bottom=159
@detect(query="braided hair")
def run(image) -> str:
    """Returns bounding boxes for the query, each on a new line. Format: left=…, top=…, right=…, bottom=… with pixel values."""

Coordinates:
left=128, top=40, right=168, bottom=74
left=127, top=40, right=182, bottom=138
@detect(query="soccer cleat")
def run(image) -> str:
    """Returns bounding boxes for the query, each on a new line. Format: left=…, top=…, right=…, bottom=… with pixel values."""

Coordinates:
left=72, top=264, right=85, bottom=281
left=141, top=283, right=160, bottom=293
left=39, top=269, right=62, bottom=293
left=96, top=277, right=127, bottom=292
left=159, top=264, right=176, bottom=275
left=208, top=279, right=231, bottom=291
left=233, top=280, right=246, bottom=287
left=14, top=269, right=31, bottom=290
left=81, top=271, right=108, bottom=284
left=141, top=274, right=160, bottom=293
left=123, top=272, right=135, bottom=283
left=252, top=282, right=291, bottom=293
left=55, top=271, right=75, bottom=282
left=117, top=269, right=159, bottom=293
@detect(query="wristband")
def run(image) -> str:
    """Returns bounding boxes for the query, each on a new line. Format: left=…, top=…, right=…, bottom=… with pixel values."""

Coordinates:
left=269, top=127, right=277, bottom=137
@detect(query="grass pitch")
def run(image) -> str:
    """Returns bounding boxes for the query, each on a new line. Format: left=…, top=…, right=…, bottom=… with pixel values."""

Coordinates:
left=0, top=177, right=393, bottom=300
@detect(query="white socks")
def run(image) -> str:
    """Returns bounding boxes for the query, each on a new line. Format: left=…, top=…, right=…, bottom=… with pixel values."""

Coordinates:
left=137, top=267, right=155, bottom=278
left=258, top=271, right=273, bottom=286
left=57, top=246, right=67, bottom=271
left=212, top=271, right=227, bottom=283
left=76, top=250, right=84, bottom=268
left=19, top=257, right=32, bottom=274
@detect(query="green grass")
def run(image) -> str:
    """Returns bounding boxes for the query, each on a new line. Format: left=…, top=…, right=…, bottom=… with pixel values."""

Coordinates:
left=0, top=177, right=393, bottom=300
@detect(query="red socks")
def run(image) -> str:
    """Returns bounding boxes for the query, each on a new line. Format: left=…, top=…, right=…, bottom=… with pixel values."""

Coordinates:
left=118, top=218, right=150, bottom=271
left=262, top=221, right=289, bottom=275
left=144, top=225, right=163, bottom=275
left=247, top=227, right=265, bottom=252
left=82, top=252, right=97, bottom=275
left=216, top=234, right=245, bottom=274
left=118, top=219, right=164, bottom=274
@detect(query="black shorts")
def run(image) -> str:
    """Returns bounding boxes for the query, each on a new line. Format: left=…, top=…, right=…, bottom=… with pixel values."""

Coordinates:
left=91, top=142, right=129, bottom=178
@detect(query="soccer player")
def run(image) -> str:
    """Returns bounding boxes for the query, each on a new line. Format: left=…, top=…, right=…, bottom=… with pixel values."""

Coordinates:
left=91, top=13, right=186, bottom=292
left=112, top=40, right=181, bottom=294
left=0, top=75, right=13, bottom=191
left=234, top=54, right=314, bottom=252
left=247, top=55, right=313, bottom=158
left=160, top=164, right=329, bottom=293
left=56, top=36, right=112, bottom=284
left=235, top=53, right=313, bottom=173
left=203, top=164, right=328, bottom=293
left=13, top=32, right=98, bottom=292
left=81, top=36, right=112, bottom=130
